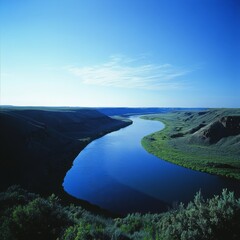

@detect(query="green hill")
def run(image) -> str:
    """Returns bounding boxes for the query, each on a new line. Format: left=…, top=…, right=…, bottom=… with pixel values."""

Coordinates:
left=142, top=109, right=240, bottom=180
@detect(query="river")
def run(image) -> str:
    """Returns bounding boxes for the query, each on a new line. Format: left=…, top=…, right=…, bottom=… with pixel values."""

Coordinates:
left=63, top=116, right=240, bottom=214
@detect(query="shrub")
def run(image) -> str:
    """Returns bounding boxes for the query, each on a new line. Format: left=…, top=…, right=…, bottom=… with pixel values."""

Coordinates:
left=0, top=186, right=239, bottom=240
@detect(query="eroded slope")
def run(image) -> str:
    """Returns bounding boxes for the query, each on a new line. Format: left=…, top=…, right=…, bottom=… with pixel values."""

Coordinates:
left=142, top=109, right=240, bottom=180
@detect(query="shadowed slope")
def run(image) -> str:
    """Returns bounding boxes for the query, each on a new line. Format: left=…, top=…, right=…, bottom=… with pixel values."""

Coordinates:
left=0, top=108, right=131, bottom=196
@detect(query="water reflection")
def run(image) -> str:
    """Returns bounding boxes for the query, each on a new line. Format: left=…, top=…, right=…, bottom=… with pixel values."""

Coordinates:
left=63, top=117, right=240, bottom=214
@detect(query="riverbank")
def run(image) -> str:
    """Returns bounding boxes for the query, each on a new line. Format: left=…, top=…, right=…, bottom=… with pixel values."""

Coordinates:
left=0, top=107, right=132, bottom=207
left=142, top=109, right=240, bottom=180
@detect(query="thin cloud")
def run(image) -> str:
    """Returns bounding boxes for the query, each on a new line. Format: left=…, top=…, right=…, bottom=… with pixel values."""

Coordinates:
left=66, top=56, right=192, bottom=90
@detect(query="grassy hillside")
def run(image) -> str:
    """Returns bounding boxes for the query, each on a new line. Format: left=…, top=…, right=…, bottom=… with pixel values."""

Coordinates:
left=142, top=109, right=240, bottom=180
left=1, top=185, right=239, bottom=240
left=0, top=108, right=131, bottom=199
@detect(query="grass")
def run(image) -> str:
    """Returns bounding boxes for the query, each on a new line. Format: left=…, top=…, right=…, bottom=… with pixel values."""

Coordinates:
left=141, top=109, right=240, bottom=180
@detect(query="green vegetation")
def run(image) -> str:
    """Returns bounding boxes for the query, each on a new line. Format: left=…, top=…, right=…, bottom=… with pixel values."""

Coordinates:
left=1, top=108, right=239, bottom=239
left=142, top=109, right=240, bottom=180
left=1, top=186, right=240, bottom=240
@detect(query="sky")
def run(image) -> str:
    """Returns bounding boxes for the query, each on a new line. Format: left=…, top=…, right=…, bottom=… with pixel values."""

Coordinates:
left=0, top=0, right=239, bottom=107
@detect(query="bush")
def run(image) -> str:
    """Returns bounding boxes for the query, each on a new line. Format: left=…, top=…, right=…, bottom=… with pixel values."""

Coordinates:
left=1, top=195, right=72, bottom=240
left=0, top=186, right=239, bottom=240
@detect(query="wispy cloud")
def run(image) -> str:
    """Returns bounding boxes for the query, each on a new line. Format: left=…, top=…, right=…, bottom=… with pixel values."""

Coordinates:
left=66, top=56, right=192, bottom=90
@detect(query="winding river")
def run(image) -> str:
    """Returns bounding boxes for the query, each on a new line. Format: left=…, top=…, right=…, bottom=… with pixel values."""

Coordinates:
left=63, top=116, right=240, bottom=214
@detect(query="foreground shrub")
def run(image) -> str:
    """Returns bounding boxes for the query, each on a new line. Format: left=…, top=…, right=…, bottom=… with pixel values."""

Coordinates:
left=0, top=186, right=239, bottom=239
left=0, top=193, right=71, bottom=239
left=117, top=189, right=240, bottom=240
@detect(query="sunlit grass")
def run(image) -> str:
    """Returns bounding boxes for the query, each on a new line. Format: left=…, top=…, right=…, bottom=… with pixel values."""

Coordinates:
left=141, top=109, right=240, bottom=180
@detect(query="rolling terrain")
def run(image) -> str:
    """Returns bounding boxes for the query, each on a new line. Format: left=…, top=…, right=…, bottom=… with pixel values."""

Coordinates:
left=97, top=107, right=203, bottom=116
left=142, top=109, right=240, bottom=180
left=1, top=107, right=240, bottom=239
left=0, top=107, right=131, bottom=198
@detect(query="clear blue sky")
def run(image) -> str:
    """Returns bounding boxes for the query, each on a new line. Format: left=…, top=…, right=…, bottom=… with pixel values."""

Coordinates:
left=1, top=0, right=239, bottom=107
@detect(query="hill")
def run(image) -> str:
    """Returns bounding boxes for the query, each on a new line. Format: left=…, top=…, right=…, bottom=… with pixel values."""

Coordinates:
left=97, top=107, right=204, bottom=116
left=0, top=108, right=131, bottom=198
left=142, top=109, right=240, bottom=180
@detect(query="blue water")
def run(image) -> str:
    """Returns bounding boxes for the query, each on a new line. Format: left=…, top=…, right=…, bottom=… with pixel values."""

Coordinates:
left=63, top=116, right=240, bottom=214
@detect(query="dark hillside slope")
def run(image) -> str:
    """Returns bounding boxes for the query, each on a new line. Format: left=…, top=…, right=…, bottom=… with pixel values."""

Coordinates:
left=0, top=108, right=131, bottom=196
left=142, top=109, right=240, bottom=180
left=5, top=109, right=129, bottom=139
